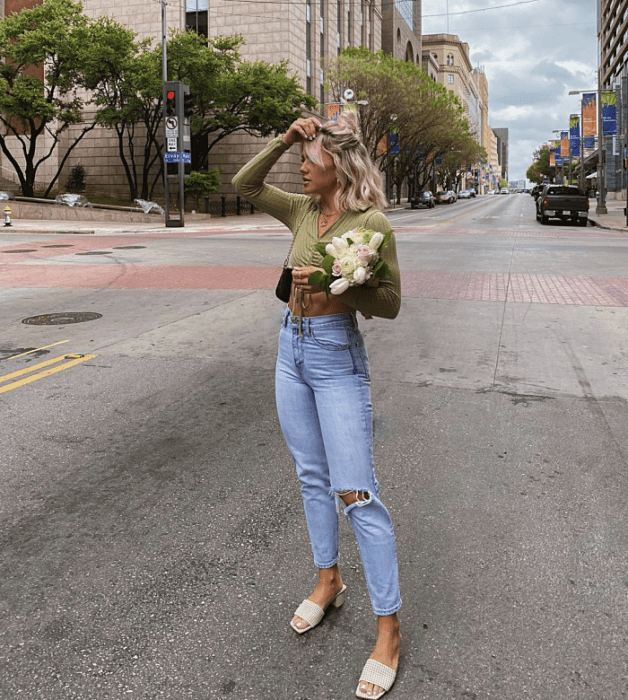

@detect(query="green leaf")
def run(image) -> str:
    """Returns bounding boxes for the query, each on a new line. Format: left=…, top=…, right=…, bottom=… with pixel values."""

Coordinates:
left=308, top=270, right=326, bottom=286
left=373, top=260, right=392, bottom=279
left=320, top=254, right=335, bottom=275
left=314, top=242, right=328, bottom=257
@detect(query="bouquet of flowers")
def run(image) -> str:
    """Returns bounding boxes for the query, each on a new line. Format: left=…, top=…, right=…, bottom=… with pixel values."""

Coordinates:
left=308, top=227, right=393, bottom=297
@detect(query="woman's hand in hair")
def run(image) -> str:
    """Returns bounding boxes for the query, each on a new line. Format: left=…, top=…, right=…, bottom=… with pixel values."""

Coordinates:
left=282, top=117, right=322, bottom=147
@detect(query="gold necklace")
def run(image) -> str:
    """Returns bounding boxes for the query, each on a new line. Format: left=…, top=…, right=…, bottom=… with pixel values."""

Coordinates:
left=319, top=207, right=340, bottom=228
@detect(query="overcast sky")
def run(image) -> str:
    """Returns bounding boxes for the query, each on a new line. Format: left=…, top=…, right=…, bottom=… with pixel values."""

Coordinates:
left=421, top=0, right=598, bottom=183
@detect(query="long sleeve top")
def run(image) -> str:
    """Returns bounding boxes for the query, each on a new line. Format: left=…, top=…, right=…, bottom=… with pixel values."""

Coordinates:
left=232, top=136, right=401, bottom=320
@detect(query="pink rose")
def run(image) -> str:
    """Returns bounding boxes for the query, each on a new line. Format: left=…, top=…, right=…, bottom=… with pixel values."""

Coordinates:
left=332, top=262, right=343, bottom=276
left=357, top=245, right=372, bottom=261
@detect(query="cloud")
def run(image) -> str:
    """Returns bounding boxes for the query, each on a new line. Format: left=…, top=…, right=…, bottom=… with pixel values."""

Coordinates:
left=422, top=0, right=597, bottom=179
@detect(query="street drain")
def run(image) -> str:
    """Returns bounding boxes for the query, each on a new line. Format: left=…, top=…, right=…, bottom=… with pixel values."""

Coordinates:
left=113, top=246, right=146, bottom=249
left=75, top=251, right=113, bottom=255
left=2, top=249, right=37, bottom=253
left=22, top=312, right=103, bottom=325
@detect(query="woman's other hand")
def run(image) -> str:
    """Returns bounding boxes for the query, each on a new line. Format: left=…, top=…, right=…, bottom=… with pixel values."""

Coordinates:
left=282, top=117, right=322, bottom=147
left=292, top=266, right=325, bottom=294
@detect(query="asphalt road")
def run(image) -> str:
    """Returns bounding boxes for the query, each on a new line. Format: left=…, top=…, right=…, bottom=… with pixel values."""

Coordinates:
left=1, top=194, right=627, bottom=699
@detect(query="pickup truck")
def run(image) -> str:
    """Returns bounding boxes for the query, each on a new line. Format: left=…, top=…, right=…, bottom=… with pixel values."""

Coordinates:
left=536, top=185, right=589, bottom=226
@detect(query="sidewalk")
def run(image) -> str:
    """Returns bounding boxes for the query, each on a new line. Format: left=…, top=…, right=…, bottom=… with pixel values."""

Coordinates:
left=587, top=196, right=628, bottom=232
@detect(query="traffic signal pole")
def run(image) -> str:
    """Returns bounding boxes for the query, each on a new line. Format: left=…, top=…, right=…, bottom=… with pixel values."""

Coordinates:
left=161, top=0, right=191, bottom=227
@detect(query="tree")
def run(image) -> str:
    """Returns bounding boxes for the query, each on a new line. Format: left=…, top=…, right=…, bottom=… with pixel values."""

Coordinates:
left=527, top=145, right=555, bottom=184
left=0, top=0, right=134, bottom=197
left=325, top=47, right=484, bottom=202
left=95, top=31, right=317, bottom=198
left=167, top=31, right=318, bottom=171
left=91, top=39, right=166, bottom=201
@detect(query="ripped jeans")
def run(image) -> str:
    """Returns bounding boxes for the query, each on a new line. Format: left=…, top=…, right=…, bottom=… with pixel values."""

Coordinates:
left=275, top=309, right=401, bottom=616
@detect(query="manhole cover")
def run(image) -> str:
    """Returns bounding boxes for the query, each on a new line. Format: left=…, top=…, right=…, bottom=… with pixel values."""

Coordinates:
left=113, top=246, right=146, bottom=249
left=43, top=244, right=74, bottom=248
left=22, top=312, right=103, bottom=326
left=75, top=251, right=113, bottom=255
left=2, top=249, right=36, bottom=253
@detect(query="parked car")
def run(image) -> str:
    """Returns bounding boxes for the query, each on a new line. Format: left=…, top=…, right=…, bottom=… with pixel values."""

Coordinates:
left=458, top=188, right=476, bottom=199
left=448, top=190, right=457, bottom=202
left=434, top=190, right=454, bottom=204
left=535, top=185, right=589, bottom=226
left=410, top=191, right=435, bottom=209
left=499, top=187, right=510, bottom=194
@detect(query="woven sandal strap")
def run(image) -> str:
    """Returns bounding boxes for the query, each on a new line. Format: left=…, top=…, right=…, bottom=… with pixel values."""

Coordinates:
left=359, top=659, right=397, bottom=692
left=293, top=598, right=325, bottom=628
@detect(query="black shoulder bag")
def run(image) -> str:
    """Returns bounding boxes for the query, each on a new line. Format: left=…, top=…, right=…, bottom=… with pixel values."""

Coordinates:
left=275, top=238, right=295, bottom=303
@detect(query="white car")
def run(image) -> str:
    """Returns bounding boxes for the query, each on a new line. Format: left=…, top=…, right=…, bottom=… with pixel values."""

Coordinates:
left=499, top=187, right=510, bottom=195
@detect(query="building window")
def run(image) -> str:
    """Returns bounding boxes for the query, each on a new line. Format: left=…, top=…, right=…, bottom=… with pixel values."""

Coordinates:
left=306, top=0, right=312, bottom=94
left=448, top=74, right=454, bottom=84
left=395, top=0, right=413, bottom=29
left=447, top=54, right=454, bottom=66
left=185, top=0, right=208, bottom=37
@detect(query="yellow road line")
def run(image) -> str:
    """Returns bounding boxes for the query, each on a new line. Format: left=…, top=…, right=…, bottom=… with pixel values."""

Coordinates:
left=7, top=340, right=69, bottom=360
left=0, top=354, right=97, bottom=394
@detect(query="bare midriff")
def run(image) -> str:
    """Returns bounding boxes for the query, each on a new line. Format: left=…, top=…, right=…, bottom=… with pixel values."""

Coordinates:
left=288, top=285, right=352, bottom=317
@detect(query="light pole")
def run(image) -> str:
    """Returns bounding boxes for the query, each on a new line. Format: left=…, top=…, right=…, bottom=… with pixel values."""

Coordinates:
left=569, top=83, right=607, bottom=214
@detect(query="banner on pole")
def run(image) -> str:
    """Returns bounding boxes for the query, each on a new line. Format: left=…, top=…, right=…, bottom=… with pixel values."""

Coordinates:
left=582, top=93, right=597, bottom=137
left=601, top=91, right=617, bottom=135
left=569, top=114, right=580, bottom=158
left=560, top=131, right=569, bottom=157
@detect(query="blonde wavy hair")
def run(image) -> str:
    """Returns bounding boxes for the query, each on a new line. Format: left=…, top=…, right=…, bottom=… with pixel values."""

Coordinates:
left=301, top=111, right=387, bottom=212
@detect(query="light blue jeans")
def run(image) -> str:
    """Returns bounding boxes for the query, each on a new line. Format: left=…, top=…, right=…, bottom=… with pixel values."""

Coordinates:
left=275, top=308, right=401, bottom=616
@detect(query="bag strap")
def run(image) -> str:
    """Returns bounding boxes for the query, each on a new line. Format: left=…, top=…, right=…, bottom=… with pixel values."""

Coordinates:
left=282, top=236, right=295, bottom=269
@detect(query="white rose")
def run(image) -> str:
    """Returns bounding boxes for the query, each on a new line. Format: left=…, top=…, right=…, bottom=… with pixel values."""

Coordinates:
left=325, top=243, right=337, bottom=256
left=368, top=232, right=384, bottom=251
left=339, top=255, right=357, bottom=274
left=330, top=278, right=350, bottom=295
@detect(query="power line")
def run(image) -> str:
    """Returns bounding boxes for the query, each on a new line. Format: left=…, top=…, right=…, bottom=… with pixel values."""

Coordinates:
left=423, top=0, right=545, bottom=18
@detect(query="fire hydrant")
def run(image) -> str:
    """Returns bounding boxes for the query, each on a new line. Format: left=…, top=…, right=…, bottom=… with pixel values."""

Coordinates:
left=3, top=205, right=12, bottom=227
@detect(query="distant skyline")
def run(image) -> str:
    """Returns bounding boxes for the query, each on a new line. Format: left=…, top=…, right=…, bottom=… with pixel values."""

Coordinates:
left=421, top=0, right=597, bottom=182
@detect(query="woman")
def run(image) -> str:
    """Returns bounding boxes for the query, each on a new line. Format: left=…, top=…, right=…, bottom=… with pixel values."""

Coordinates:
left=233, top=113, right=402, bottom=699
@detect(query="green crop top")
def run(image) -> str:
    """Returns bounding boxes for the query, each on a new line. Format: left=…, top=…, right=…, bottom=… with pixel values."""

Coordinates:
left=232, top=136, right=401, bottom=320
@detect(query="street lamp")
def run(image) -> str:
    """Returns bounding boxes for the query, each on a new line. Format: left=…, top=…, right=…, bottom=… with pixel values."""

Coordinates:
left=569, top=81, right=607, bottom=215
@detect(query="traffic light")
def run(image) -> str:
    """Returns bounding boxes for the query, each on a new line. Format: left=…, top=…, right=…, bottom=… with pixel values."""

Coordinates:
left=166, top=89, right=177, bottom=117
left=183, top=92, right=194, bottom=119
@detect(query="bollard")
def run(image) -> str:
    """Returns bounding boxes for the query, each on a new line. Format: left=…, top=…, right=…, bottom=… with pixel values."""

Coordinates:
left=236, top=195, right=242, bottom=215
left=4, top=205, right=12, bottom=227
left=220, top=194, right=227, bottom=217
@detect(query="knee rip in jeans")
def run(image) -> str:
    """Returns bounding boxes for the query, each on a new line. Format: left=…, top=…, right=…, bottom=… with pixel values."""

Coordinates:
left=337, top=489, right=371, bottom=507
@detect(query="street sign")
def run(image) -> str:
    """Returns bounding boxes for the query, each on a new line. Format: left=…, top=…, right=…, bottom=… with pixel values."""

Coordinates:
left=164, top=152, right=192, bottom=164
left=166, top=117, right=178, bottom=130
left=167, top=137, right=178, bottom=152
left=165, top=128, right=177, bottom=138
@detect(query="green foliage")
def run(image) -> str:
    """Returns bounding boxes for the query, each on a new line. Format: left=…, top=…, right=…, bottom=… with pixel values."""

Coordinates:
left=184, top=169, right=220, bottom=208
left=326, top=47, right=486, bottom=201
left=94, top=29, right=317, bottom=198
left=0, top=0, right=135, bottom=197
left=527, top=145, right=555, bottom=184
left=65, top=165, right=86, bottom=193
left=166, top=31, right=318, bottom=170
